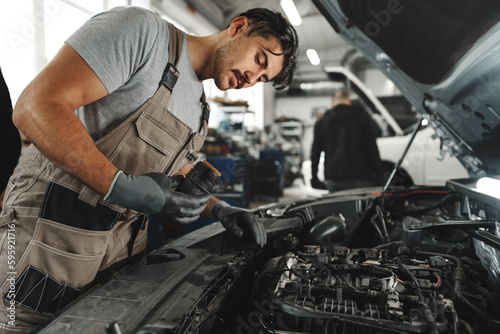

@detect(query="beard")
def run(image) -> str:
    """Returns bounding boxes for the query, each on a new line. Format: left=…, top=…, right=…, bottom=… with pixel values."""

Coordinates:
left=213, top=37, right=239, bottom=91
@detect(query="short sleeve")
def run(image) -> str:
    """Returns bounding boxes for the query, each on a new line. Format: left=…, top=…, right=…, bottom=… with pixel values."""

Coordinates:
left=65, top=6, right=161, bottom=93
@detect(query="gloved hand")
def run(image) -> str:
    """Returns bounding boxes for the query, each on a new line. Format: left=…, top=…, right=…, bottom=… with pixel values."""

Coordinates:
left=211, top=201, right=267, bottom=247
left=105, top=171, right=211, bottom=224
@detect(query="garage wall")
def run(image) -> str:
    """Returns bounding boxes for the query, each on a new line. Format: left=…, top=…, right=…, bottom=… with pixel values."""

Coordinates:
left=273, top=95, right=330, bottom=161
left=275, top=95, right=330, bottom=122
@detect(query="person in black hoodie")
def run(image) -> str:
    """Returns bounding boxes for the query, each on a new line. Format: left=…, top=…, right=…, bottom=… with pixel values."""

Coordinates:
left=310, top=90, right=383, bottom=192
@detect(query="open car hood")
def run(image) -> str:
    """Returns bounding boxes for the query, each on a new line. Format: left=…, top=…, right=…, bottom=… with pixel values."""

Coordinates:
left=313, top=0, right=500, bottom=177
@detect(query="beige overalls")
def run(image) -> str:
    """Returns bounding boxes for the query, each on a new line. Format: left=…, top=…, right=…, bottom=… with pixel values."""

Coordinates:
left=0, top=23, right=209, bottom=333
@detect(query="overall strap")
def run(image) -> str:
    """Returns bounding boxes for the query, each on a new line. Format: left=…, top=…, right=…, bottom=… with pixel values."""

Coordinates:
left=153, top=22, right=184, bottom=107
left=158, top=22, right=211, bottom=137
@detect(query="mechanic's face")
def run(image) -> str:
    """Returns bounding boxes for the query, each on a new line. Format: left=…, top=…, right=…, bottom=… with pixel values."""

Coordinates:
left=213, top=26, right=284, bottom=91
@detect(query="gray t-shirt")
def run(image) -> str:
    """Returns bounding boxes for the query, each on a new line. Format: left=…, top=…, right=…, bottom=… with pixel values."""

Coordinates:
left=65, top=6, right=203, bottom=141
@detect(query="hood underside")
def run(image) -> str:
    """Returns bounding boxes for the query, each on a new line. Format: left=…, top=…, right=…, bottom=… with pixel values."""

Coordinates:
left=313, top=0, right=500, bottom=176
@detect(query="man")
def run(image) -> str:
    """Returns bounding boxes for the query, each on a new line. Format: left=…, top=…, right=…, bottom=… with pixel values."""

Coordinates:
left=0, top=6, right=297, bottom=332
left=311, top=90, right=383, bottom=192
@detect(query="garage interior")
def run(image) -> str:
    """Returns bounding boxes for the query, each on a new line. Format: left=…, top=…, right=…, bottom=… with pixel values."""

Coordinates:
left=0, top=0, right=442, bottom=245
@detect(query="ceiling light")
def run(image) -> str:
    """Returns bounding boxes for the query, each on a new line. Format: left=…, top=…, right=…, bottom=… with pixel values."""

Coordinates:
left=280, top=0, right=302, bottom=26
left=476, top=177, right=500, bottom=199
left=306, top=49, right=320, bottom=65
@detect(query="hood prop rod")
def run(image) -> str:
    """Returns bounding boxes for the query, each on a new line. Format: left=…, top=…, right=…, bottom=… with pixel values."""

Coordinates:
left=383, top=118, right=423, bottom=192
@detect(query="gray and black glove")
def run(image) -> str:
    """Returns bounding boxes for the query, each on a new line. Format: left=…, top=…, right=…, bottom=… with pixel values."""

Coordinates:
left=211, top=201, right=267, bottom=247
left=105, top=171, right=211, bottom=224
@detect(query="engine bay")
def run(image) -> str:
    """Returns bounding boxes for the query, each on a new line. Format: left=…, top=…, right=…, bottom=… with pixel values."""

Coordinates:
left=208, top=180, right=500, bottom=334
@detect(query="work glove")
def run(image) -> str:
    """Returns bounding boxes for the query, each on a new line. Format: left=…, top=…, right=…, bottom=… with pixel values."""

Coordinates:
left=311, top=175, right=327, bottom=190
left=211, top=201, right=267, bottom=247
left=105, top=171, right=211, bottom=224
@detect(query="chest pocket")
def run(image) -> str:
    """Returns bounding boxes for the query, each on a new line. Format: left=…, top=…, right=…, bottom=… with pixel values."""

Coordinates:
left=105, top=100, right=187, bottom=176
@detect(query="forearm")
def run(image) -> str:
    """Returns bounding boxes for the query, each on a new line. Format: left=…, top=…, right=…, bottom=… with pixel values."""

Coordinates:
left=12, top=43, right=116, bottom=196
left=13, top=97, right=117, bottom=196
left=202, top=196, right=222, bottom=218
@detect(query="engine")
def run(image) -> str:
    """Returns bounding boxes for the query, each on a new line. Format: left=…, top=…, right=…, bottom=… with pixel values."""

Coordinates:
left=253, top=244, right=469, bottom=333
left=150, top=182, right=500, bottom=334
left=241, top=184, right=500, bottom=334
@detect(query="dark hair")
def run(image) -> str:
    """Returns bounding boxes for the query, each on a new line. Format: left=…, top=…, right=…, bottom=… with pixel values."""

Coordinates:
left=236, top=8, right=298, bottom=90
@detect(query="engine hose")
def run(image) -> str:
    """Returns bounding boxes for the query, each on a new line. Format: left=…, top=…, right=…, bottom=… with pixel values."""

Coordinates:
left=459, top=319, right=475, bottom=334
left=415, top=250, right=493, bottom=324
left=474, top=285, right=500, bottom=318
left=461, top=256, right=488, bottom=277
left=370, top=214, right=385, bottom=243
left=395, top=258, right=439, bottom=334
left=309, top=265, right=327, bottom=281
left=373, top=240, right=405, bottom=249
left=422, top=305, right=440, bottom=334
left=344, top=249, right=358, bottom=265
left=400, top=193, right=459, bottom=216
left=253, top=254, right=293, bottom=301
left=375, top=205, right=390, bottom=242
left=449, top=308, right=459, bottom=334
left=290, top=269, right=310, bottom=283
left=256, top=314, right=277, bottom=334
left=323, top=319, right=331, bottom=334
left=338, top=272, right=367, bottom=295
